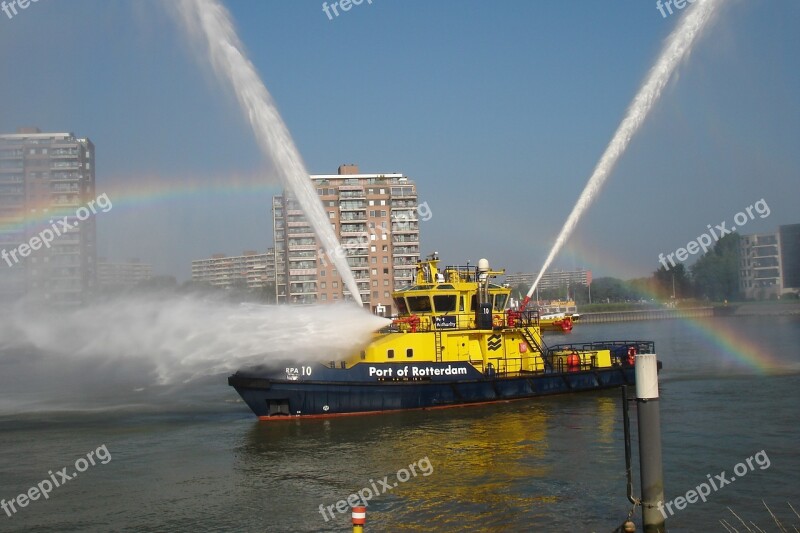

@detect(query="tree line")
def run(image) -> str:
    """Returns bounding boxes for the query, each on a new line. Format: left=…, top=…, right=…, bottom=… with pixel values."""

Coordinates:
left=513, top=234, right=747, bottom=304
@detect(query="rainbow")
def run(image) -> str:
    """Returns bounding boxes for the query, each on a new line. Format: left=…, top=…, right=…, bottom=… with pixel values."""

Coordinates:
left=678, top=314, right=786, bottom=375
left=0, top=173, right=280, bottom=235
left=560, top=244, right=789, bottom=375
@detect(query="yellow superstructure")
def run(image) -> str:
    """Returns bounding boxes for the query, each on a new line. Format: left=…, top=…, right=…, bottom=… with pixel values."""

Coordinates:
left=345, top=255, right=612, bottom=376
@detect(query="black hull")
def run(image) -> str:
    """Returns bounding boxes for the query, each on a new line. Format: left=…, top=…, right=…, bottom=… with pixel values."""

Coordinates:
left=229, top=366, right=637, bottom=420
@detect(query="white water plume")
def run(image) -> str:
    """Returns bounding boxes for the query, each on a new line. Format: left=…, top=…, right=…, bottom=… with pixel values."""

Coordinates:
left=0, top=295, right=389, bottom=388
left=528, top=0, right=723, bottom=298
left=172, top=0, right=363, bottom=306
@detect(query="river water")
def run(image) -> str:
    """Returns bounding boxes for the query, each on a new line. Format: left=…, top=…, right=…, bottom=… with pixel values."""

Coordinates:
left=0, top=315, right=798, bottom=532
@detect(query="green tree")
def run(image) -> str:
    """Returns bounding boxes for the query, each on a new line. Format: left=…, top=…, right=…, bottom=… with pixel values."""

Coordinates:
left=590, top=277, right=629, bottom=302
left=691, top=233, right=740, bottom=301
left=653, top=263, right=691, bottom=300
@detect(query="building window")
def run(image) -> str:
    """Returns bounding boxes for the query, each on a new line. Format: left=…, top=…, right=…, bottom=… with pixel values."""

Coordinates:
left=321, top=294, right=327, bottom=301
left=371, top=245, right=376, bottom=252
left=373, top=291, right=379, bottom=298
left=321, top=282, right=326, bottom=289
left=382, top=245, right=388, bottom=251
left=384, top=291, right=391, bottom=298
left=329, top=212, right=335, bottom=219
left=372, top=280, right=378, bottom=287
left=372, top=268, right=377, bottom=275
left=320, top=270, right=326, bottom=277
left=384, top=279, right=389, bottom=286
left=371, top=257, right=377, bottom=264
left=383, top=268, right=389, bottom=274
left=333, top=281, right=339, bottom=288
left=382, top=257, right=388, bottom=264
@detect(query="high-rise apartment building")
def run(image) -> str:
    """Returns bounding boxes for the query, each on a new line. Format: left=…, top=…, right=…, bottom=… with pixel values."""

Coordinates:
left=0, top=128, right=96, bottom=306
left=739, top=224, right=800, bottom=299
left=779, top=224, right=800, bottom=294
left=97, top=258, right=153, bottom=291
left=273, top=165, right=420, bottom=315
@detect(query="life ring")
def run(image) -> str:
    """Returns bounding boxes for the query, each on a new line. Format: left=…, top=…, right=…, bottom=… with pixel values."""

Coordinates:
left=493, top=314, right=504, bottom=328
left=627, top=346, right=637, bottom=366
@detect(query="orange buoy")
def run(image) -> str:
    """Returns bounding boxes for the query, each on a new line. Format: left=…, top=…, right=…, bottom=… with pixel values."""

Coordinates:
left=352, top=505, right=366, bottom=532
left=567, top=351, right=580, bottom=369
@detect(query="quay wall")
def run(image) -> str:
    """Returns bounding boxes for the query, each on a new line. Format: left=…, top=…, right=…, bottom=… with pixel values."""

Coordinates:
left=579, top=307, right=713, bottom=324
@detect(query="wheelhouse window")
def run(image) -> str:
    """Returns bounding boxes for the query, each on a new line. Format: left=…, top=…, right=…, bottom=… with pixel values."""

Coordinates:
left=433, top=295, right=457, bottom=313
left=387, top=349, right=395, bottom=359
left=406, top=348, right=413, bottom=358
left=394, top=297, right=408, bottom=314
left=493, top=294, right=508, bottom=311
left=407, top=296, right=432, bottom=313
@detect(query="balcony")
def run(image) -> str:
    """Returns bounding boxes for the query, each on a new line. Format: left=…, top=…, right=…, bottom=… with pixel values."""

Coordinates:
left=339, top=189, right=365, bottom=199
left=393, top=247, right=419, bottom=256
left=340, top=213, right=367, bottom=221
left=339, top=201, right=366, bottom=211
left=50, top=161, right=80, bottom=170
left=50, top=172, right=81, bottom=182
left=288, top=268, right=317, bottom=277
left=391, top=223, right=418, bottom=233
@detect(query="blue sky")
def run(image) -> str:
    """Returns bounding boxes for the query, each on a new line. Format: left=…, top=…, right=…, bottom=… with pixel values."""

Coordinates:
left=1, top=0, right=798, bottom=281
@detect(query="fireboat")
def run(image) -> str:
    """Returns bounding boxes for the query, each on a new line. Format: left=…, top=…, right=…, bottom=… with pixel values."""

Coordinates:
left=229, top=254, right=657, bottom=420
